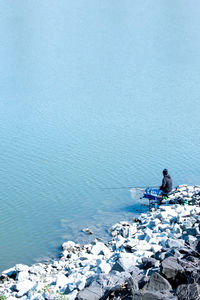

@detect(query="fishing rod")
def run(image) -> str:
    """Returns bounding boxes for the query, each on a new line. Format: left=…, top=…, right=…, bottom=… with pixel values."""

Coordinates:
left=100, top=185, right=160, bottom=190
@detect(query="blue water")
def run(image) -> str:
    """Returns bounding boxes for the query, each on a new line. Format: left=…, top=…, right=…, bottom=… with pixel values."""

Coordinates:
left=1, top=0, right=200, bottom=271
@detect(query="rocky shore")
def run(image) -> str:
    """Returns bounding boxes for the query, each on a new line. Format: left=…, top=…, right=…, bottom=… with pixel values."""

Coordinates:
left=0, top=185, right=200, bottom=300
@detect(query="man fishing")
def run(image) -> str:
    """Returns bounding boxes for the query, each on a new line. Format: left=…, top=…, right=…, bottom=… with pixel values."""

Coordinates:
left=160, top=168, right=173, bottom=195
left=143, top=169, right=173, bottom=207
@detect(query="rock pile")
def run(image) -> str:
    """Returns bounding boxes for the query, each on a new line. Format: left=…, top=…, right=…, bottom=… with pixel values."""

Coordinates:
left=0, top=185, right=200, bottom=300
left=166, top=184, right=200, bottom=206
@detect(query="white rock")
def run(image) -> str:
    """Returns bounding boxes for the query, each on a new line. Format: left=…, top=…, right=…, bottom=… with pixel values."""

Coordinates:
left=2, top=267, right=15, bottom=276
left=56, top=274, right=69, bottom=289
left=134, top=250, right=154, bottom=259
left=62, top=241, right=76, bottom=251
left=14, top=280, right=36, bottom=298
left=76, top=279, right=86, bottom=291
left=15, top=264, right=30, bottom=272
left=16, top=271, right=29, bottom=281
left=121, top=226, right=129, bottom=238
left=115, top=235, right=126, bottom=249
left=117, top=252, right=137, bottom=271
left=129, top=224, right=138, bottom=236
left=91, top=242, right=110, bottom=257
left=98, top=260, right=111, bottom=274
left=136, top=240, right=152, bottom=251
left=151, top=244, right=163, bottom=253
left=67, top=289, right=78, bottom=300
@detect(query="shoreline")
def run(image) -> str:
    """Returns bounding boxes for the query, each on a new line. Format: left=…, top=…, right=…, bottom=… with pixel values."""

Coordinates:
left=0, top=184, right=200, bottom=299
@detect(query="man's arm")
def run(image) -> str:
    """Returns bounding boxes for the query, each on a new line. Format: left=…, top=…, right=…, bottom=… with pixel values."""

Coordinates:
left=160, top=177, right=166, bottom=190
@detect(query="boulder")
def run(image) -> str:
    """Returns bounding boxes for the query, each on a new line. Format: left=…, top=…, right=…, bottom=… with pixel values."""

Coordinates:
left=142, top=257, right=159, bottom=270
left=132, top=290, right=177, bottom=300
left=111, top=253, right=136, bottom=273
left=76, top=281, right=103, bottom=300
left=91, top=242, right=111, bottom=258
left=16, top=271, right=29, bottom=281
left=56, top=274, right=69, bottom=290
left=13, top=279, right=36, bottom=297
left=62, top=241, right=76, bottom=251
left=145, top=272, right=172, bottom=292
left=176, top=283, right=200, bottom=300
left=161, top=257, right=184, bottom=280
left=186, top=227, right=198, bottom=236
left=166, top=238, right=185, bottom=249
left=98, top=260, right=111, bottom=274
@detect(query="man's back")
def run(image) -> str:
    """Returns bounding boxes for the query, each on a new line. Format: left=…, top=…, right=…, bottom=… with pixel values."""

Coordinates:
left=160, top=174, right=173, bottom=193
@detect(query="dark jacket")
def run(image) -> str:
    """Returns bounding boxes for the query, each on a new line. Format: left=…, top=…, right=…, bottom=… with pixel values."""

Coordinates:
left=160, top=175, right=172, bottom=193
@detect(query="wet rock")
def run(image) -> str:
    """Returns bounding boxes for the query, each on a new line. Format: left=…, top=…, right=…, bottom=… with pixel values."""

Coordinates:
left=81, top=228, right=93, bottom=235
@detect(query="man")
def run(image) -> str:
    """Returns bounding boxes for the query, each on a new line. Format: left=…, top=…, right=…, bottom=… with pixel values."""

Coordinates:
left=160, top=169, right=173, bottom=195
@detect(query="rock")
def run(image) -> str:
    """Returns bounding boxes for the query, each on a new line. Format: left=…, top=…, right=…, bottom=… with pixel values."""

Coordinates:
left=142, top=257, right=159, bottom=270
left=151, top=244, right=163, bottom=253
left=98, top=260, right=111, bottom=274
left=65, top=282, right=77, bottom=294
left=91, top=242, right=111, bottom=258
left=132, top=290, right=177, bottom=300
left=161, top=257, right=184, bottom=280
left=16, top=271, right=29, bottom=281
left=15, top=264, right=30, bottom=272
left=121, top=226, right=129, bottom=238
left=123, top=239, right=138, bottom=251
left=76, top=281, right=102, bottom=300
left=164, top=249, right=181, bottom=259
left=62, top=241, right=76, bottom=251
left=166, top=238, right=185, bottom=249
left=2, top=267, right=17, bottom=278
left=13, top=279, right=36, bottom=297
left=81, top=228, right=93, bottom=235
left=145, top=272, right=172, bottom=292
left=129, top=223, right=138, bottom=236
left=176, top=283, right=200, bottom=300
left=115, top=235, right=126, bottom=249
left=186, top=227, right=198, bottom=236
left=111, top=253, right=137, bottom=273
left=56, top=274, right=69, bottom=290
left=66, top=289, right=78, bottom=300
left=76, top=279, right=86, bottom=291
left=182, top=234, right=196, bottom=243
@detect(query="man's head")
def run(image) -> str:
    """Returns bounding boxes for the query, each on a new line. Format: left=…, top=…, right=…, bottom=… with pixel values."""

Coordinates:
left=163, top=169, right=168, bottom=176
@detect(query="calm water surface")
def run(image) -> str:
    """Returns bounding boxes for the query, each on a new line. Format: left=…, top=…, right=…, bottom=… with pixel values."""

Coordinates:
left=0, top=0, right=200, bottom=271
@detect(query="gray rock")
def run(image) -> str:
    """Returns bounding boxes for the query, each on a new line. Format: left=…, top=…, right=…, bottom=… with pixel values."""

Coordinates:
left=145, top=272, right=172, bottom=292
left=161, top=257, right=184, bottom=280
left=132, top=290, right=177, bottom=300
left=142, top=257, right=159, bottom=269
left=76, top=281, right=102, bottom=300
left=176, top=283, right=200, bottom=300
left=83, top=271, right=137, bottom=299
